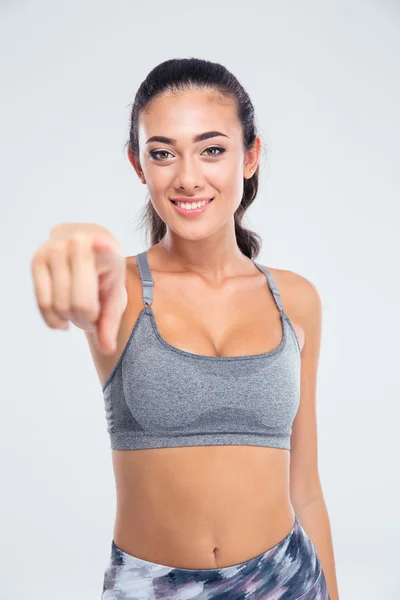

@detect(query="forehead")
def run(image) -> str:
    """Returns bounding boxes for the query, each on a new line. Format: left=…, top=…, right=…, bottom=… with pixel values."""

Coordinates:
left=138, top=88, right=240, bottom=142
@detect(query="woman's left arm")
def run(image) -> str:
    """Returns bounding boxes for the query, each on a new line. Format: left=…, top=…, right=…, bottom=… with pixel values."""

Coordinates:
left=286, top=274, right=340, bottom=600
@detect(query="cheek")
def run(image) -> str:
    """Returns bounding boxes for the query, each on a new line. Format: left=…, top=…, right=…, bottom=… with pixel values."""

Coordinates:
left=145, top=168, right=170, bottom=193
left=217, top=168, right=245, bottom=206
left=218, top=156, right=244, bottom=185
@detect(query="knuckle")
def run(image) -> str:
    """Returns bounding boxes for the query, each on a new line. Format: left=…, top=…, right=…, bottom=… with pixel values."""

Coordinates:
left=51, top=239, right=67, bottom=255
left=69, top=232, right=89, bottom=250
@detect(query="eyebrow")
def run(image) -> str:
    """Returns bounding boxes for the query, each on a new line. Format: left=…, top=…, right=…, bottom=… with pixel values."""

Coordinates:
left=145, top=131, right=229, bottom=145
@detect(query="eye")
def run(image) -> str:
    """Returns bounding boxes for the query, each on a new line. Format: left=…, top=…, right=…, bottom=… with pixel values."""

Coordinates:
left=149, top=146, right=226, bottom=161
left=203, top=146, right=226, bottom=157
left=149, top=150, right=173, bottom=161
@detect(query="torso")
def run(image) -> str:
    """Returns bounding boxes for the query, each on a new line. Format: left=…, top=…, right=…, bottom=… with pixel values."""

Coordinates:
left=86, top=247, right=305, bottom=569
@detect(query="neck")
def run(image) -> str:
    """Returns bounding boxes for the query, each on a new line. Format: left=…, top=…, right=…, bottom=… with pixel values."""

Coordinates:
left=154, top=226, right=251, bottom=280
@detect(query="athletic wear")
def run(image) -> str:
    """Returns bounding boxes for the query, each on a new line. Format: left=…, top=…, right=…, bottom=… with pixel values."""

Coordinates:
left=99, top=252, right=331, bottom=599
left=101, top=515, right=330, bottom=599
left=102, top=250, right=302, bottom=451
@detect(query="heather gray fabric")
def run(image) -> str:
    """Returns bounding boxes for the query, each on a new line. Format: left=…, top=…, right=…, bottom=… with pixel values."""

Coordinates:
left=102, top=251, right=301, bottom=451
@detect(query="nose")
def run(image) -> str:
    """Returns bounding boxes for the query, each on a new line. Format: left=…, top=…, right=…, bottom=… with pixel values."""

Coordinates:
left=174, top=158, right=204, bottom=192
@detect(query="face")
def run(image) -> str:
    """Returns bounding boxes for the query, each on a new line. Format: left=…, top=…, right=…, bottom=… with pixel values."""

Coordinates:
left=128, top=88, right=260, bottom=241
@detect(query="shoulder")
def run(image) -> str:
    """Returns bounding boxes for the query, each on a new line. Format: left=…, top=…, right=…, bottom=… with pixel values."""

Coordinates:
left=266, top=266, right=322, bottom=318
left=261, top=265, right=322, bottom=350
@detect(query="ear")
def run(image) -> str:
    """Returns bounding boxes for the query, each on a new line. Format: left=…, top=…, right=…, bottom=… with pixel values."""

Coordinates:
left=127, top=145, right=145, bottom=183
left=243, top=135, right=262, bottom=179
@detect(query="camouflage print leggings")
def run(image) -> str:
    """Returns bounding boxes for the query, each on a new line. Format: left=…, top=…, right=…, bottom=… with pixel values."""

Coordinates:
left=101, top=515, right=330, bottom=599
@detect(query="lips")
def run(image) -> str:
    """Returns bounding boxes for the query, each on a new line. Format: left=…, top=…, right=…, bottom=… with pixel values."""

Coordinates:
left=170, top=197, right=214, bottom=216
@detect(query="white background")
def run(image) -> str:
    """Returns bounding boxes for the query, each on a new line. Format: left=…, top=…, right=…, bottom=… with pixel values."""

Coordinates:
left=1, top=0, right=399, bottom=598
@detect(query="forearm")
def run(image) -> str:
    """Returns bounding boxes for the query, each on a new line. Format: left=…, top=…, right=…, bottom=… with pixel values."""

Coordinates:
left=294, top=495, right=340, bottom=600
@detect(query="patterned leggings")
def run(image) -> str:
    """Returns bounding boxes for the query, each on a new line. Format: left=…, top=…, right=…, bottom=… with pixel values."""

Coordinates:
left=101, top=515, right=330, bottom=599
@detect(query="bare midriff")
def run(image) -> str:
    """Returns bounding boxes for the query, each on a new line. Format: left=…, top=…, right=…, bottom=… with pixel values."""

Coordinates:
left=112, top=445, right=295, bottom=570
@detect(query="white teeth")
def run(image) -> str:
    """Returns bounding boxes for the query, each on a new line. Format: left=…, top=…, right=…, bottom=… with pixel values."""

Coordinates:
left=176, top=199, right=210, bottom=210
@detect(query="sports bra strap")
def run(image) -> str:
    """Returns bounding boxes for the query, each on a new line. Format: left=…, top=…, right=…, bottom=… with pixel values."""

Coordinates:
left=252, top=261, right=285, bottom=316
left=136, top=251, right=154, bottom=307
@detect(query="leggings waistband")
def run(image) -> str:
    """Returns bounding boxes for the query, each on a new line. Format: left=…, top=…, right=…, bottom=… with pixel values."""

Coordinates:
left=101, top=515, right=330, bottom=599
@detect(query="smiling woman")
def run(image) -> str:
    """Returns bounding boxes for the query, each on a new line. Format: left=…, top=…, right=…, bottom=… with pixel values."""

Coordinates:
left=92, top=57, right=339, bottom=599
left=29, top=56, right=337, bottom=600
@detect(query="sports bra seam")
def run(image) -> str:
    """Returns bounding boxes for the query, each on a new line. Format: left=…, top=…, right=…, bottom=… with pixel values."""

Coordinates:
left=110, top=431, right=292, bottom=444
left=102, top=307, right=147, bottom=393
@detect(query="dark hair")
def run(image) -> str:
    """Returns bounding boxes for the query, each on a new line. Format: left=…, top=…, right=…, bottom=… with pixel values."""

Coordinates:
left=128, top=57, right=263, bottom=259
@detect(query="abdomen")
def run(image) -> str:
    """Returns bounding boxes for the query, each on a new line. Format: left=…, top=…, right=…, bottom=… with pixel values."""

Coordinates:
left=111, top=444, right=295, bottom=569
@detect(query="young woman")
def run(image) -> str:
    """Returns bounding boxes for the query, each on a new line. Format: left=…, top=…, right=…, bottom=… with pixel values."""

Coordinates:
left=31, top=58, right=339, bottom=599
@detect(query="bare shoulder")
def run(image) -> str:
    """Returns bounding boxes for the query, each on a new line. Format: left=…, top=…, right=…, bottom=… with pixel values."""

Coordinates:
left=266, top=266, right=322, bottom=317
left=262, top=265, right=322, bottom=351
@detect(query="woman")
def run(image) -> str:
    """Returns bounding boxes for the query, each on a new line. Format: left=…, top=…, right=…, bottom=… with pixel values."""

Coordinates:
left=31, top=58, right=339, bottom=599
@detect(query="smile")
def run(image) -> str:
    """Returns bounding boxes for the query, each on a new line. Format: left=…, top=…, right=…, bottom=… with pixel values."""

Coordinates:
left=170, top=198, right=214, bottom=216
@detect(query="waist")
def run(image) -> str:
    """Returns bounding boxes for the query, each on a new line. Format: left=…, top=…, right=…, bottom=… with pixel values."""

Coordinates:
left=111, top=445, right=292, bottom=569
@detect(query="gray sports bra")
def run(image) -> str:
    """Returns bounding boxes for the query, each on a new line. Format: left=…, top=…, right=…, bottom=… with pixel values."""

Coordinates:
left=102, top=250, right=301, bottom=451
